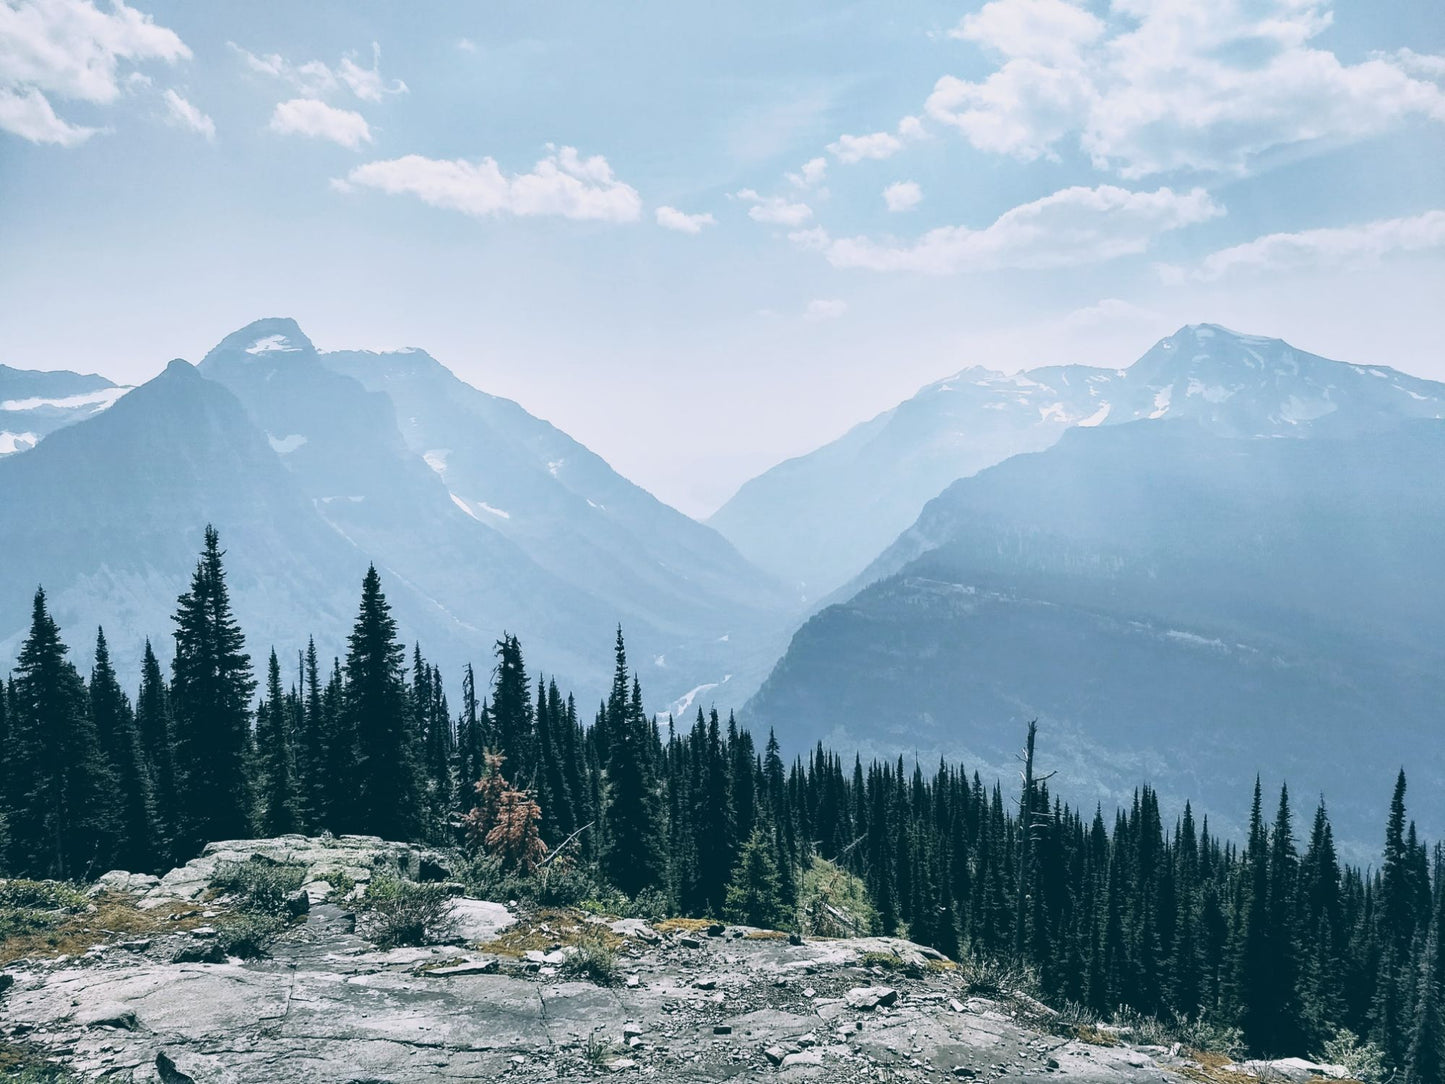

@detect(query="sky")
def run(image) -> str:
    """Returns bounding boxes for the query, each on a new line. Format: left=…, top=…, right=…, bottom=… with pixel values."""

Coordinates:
left=1, top=0, right=1443, bottom=517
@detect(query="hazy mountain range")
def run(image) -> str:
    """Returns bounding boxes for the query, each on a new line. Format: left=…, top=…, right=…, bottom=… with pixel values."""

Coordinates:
left=0, top=364, right=129, bottom=456
left=4, top=320, right=1441, bottom=848
left=741, top=327, right=1445, bottom=849
left=0, top=319, right=795, bottom=710
left=711, top=324, right=1445, bottom=600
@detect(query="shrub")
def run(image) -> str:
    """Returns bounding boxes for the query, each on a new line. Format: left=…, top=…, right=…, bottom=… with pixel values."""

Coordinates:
left=209, top=858, right=307, bottom=916
left=559, top=931, right=618, bottom=986
left=1319, top=1028, right=1387, bottom=1084
left=0, top=881, right=88, bottom=913
left=0, top=880, right=90, bottom=945
left=355, top=874, right=455, bottom=949
left=212, top=914, right=286, bottom=959
left=797, top=858, right=874, bottom=938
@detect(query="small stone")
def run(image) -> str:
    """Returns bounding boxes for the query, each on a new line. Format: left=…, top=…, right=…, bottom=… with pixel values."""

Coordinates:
left=626, top=974, right=640, bottom=988
left=606, top=1057, right=637, bottom=1072
left=844, top=985, right=899, bottom=1011
left=781, top=1051, right=824, bottom=1068
left=952, top=1068, right=977, bottom=1078
left=949, top=998, right=966, bottom=1013
left=713, top=1024, right=732, bottom=1035
left=678, top=935, right=701, bottom=949
left=284, top=889, right=310, bottom=917
left=764, top=1046, right=786, bottom=1066
left=694, top=977, right=717, bottom=990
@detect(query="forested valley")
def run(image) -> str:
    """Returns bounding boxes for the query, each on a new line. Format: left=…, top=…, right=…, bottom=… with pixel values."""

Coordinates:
left=2, top=527, right=1441, bottom=1081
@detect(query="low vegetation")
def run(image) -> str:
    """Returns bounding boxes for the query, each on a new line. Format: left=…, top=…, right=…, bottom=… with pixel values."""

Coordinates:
left=353, top=874, right=454, bottom=948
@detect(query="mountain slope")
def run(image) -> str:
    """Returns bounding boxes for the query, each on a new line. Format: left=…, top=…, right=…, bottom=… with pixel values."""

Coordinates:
left=0, top=360, right=371, bottom=682
left=0, top=364, right=129, bottom=455
left=711, top=325, right=1445, bottom=598
left=744, top=419, right=1445, bottom=849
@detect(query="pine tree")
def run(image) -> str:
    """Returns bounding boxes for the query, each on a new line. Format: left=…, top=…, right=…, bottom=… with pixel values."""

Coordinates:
left=725, top=824, right=786, bottom=929
left=91, top=627, right=155, bottom=871
left=6, top=589, right=116, bottom=878
left=599, top=629, right=665, bottom=898
left=255, top=649, right=303, bottom=836
left=134, top=639, right=179, bottom=865
left=169, top=526, right=256, bottom=855
left=341, top=566, right=422, bottom=839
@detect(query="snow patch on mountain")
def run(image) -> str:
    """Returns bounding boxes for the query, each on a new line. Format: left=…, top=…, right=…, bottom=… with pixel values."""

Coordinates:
left=0, top=387, right=129, bottom=413
left=246, top=334, right=302, bottom=355
left=424, top=449, right=450, bottom=475
left=668, top=674, right=732, bottom=718
left=0, top=431, right=39, bottom=455
left=267, top=433, right=308, bottom=454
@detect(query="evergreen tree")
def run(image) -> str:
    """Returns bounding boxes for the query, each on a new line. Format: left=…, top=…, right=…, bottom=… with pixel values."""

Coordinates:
left=169, top=526, right=256, bottom=855
left=341, top=566, right=422, bottom=839
left=599, top=629, right=665, bottom=898
left=134, top=639, right=179, bottom=864
left=255, top=649, right=303, bottom=836
left=91, top=627, right=155, bottom=871
left=6, top=589, right=116, bottom=878
left=725, top=824, right=786, bottom=929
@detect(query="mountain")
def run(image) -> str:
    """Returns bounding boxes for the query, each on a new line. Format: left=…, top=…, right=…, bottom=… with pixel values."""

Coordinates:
left=0, top=363, right=129, bottom=455
left=0, top=360, right=366, bottom=679
left=0, top=319, right=794, bottom=707
left=710, top=325, right=1445, bottom=599
left=743, top=418, right=1445, bottom=850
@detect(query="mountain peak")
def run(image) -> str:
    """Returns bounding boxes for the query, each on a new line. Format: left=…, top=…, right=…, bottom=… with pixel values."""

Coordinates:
left=202, top=318, right=317, bottom=368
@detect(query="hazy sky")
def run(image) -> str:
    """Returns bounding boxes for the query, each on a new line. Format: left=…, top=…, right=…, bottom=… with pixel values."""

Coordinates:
left=2, top=0, right=1443, bottom=515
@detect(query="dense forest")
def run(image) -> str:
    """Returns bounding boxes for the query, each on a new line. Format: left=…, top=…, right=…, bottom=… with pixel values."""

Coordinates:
left=1, top=527, right=1441, bottom=1081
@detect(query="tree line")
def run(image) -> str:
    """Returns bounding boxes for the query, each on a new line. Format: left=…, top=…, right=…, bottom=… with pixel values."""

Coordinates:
left=0, top=527, right=1441, bottom=1080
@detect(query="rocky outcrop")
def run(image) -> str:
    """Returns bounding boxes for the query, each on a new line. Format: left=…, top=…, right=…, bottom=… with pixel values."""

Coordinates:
left=0, top=837, right=1224, bottom=1083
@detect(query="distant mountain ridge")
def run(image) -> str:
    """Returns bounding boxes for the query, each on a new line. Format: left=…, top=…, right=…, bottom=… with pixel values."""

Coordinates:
left=0, top=363, right=129, bottom=455
left=710, top=325, right=1445, bottom=599
left=0, top=319, right=795, bottom=710
left=743, top=417, right=1445, bottom=850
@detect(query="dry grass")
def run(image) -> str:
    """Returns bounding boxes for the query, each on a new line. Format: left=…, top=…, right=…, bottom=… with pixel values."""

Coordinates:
left=1073, top=1024, right=1121, bottom=1047
left=475, top=907, right=625, bottom=957
left=0, top=893, right=208, bottom=966
left=925, top=957, right=958, bottom=972
left=743, top=929, right=790, bottom=940
left=653, top=917, right=716, bottom=935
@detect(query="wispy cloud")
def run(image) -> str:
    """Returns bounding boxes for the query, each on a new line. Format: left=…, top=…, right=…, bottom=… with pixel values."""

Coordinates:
left=736, top=189, right=813, bottom=227
left=819, top=184, right=1222, bottom=274
left=883, top=181, right=922, bottom=213
left=1183, top=210, right=1445, bottom=281
left=229, top=41, right=406, bottom=102
left=926, top=0, right=1445, bottom=177
left=656, top=206, right=716, bottom=233
left=0, top=0, right=189, bottom=146
left=338, top=146, right=643, bottom=223
left=270, top=98, right=371, bottom=149
left=161, top=88, right=213, bottom=140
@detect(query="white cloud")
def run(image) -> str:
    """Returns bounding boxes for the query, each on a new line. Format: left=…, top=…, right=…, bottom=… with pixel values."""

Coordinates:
left=339, top=146, right=643, bottom=223
left=230, top=40, right=406, bottom=102
left=1387, top=49, right=1445, bottom=80
left=787, top=226, right=831, bottom=251
left=161, top=88, right=213, bottom=140
left=823, top=184, right=1222, bottom=274
left=457, top=38, right=477, bottom=54
left=883, top=180, right=922, bottom=212
left=656, top=206, right=716, bottom=233
left=950, top=0, right=1104, bottom=66
left=270, top=98, right=372, bottom=149
left=804, top=299, right=847, bottom=321
left=1064, top=297, right=1161, bottom=327
left=338, top=44, right=407, bottom=102
left=829, top=129, right=903, bottom=163
left=229, top=44, right=337, bottom=97
left=926, top=0, right=1445, bottom=177
left=1188, top=210, right=1445, bottom=280
left=736, top=189, right=813, bottom=227
left=0, top=0, right=189, bottom=145
left=786, top=155, right=828, bottom=189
